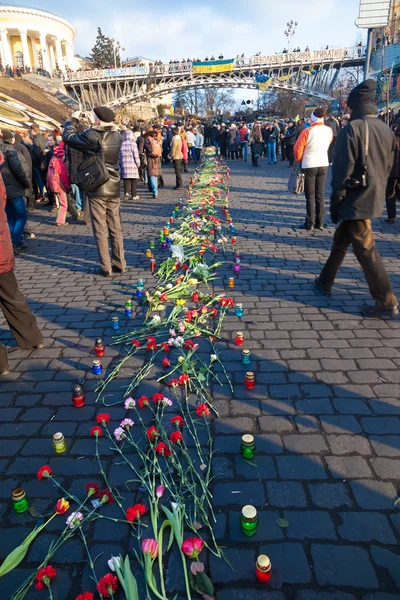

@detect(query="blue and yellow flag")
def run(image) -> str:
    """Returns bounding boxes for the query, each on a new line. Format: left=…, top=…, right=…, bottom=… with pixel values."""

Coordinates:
left=192, top=59, right=235, bottom=74
left=258, top=78, right=273, bottom=92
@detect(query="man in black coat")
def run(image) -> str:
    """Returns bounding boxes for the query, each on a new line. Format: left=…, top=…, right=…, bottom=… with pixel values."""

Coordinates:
left=2, top=130, right=30, bottom=252
left=316, top=80, right=398, bottom=319
left=62, top=106, right=126, bottom=277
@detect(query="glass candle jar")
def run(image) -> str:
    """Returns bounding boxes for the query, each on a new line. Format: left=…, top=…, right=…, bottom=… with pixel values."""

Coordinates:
left=72, top=383, right=85, bottom=408
left=150, top=258, right=156, bottom=273
left=94, top=337, right=105, bottom=357
left=228, top=277, right=235, bottom=289
left=146, top=248, right=152, bottom=258
left=240, top=433, right=256, bottom=459
left=159, top=232, right=165, bottom=242
left=125, top=300, right=133, bottom=317
left=235, top=303, right=244, bottom=318
left=234, top=263, right=241, bottom=274
left=256, top=555, right=271, bottom=584
left=92, top=360, right=103, bottom=375
left=245, top=371, right=255, bottom=389
left=162, top=241, right=167, bottom=250
left=136, top=288, right=144, bottom=298
left=231, top=236, right=237, bottom=245
left=170, top=216, right=174, bottom=224
left=12, top=488, right=29, bottom=514
left=235, top=332, right=244, bottom=346
left=230, top=225, right=236, bottom=234
left=53, top=432, right=67, bottom=454
left=242, top=348, right=251, bottom=364
left=112, top=316, right=119, bottom=330
left=240, top=505, right=259, bottom=536
left=163, top=226, right=169, bottom=236
left=137, top=279, right=144, bottom=289
left=150, top=241, right=155, bottom=250
left=166, top=237, right=172, bottom=245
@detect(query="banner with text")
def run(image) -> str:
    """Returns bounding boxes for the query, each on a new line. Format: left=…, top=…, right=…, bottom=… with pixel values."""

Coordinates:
left=192, top=59, right=235, bottom=74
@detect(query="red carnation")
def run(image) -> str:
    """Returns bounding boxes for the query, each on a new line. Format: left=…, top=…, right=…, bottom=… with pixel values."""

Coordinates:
left=168, top=379, right=179, bottom=387
left=182, top=264, right=189, bottom=271
left=37, top=465, right=52, bottom=481
left=153, top=393, right=165, bottom=405
left=160, top=293, right=169, bottom=302
left=146, top=336, right=156, bottom=342
left=196, top=403, right=210, bottom=417
left=138, top=395, right=149, bottom=408
left=171, top=415, right=184, bottom=428
left=170, top=431, right=183, bottom=444
left=98, top=489, right=114, bottom=504
left=162, top=358, right=171, bottom=368
left=126, top=503, right=146, bottom=522
left=85, top=482, right=100, bottom=497
left=210, top=308, right=218, bottom=317
left=161, top=342, right=170, bottom=352
left=35, top=565, right=56, bottom=591
left=178, top=374, right=189, bottom=386
left=96, top=413, right=110, bottom=425
left=154, top=441, right=171, bottom=457
left=76, top=593, right=94, bottom=600
left=184, top=340, right=195, bottom=349
left=192, top=292, right=199, bottom=302
left=90, top=426, right=103, bottom=437
left=131, top=339, right=141, bottom=347
left=97, top=573, right=118, bottom=598
left=147, top=426, right=159, bottom=440
left=147, top=341, right=157, bottom=351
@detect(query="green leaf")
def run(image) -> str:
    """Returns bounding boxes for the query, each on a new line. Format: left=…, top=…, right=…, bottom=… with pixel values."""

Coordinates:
left=195, top=571, right=215, bottom=596
left=277, top=518, right=290, bottom=528
left=0, top=523, right=47, bottom=577
left=123, top=555, right=139, bottom=600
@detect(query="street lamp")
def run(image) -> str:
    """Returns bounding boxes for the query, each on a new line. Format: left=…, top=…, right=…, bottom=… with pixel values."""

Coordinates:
left=284, top=20, right=298, bottom=52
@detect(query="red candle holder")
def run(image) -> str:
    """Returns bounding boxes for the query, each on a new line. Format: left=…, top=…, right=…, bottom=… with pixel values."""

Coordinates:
left=72, top=384, right=85, bottom=408
left=256, top=555, right=271, bottom=584
left=245, top=372, right=255, bottom=389
left=94, top=338, right=105, bottom=357
left=235, top=332, right=244, bottom=346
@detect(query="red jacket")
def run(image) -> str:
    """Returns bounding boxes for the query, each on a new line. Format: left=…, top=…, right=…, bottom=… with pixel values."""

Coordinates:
left=0, top=153, right=15, bottom=274
left=46, top=156, right=70, bottom=193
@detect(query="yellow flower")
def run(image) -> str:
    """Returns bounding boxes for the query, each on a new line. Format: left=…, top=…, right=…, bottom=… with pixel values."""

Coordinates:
left=55, top=498, right=70, bottom=515
left=188, top=278, right=198, bottom=285
left=176, top=299, right=186, bottom=306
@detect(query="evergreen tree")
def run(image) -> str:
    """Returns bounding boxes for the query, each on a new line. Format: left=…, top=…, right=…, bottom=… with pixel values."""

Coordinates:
left=90, top=27, right=123, bottom=69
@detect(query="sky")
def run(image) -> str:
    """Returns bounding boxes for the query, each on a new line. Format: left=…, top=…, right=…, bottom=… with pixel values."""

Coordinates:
left=20, top=0, right=366, bottom=102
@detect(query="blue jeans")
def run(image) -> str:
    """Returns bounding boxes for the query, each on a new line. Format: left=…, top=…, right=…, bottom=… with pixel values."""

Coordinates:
left=190, top=146, right=197, bottom=161
left=71, top=184, right=83, bottom=211
left=6, top=196, right=27, bottom=246
left=33, top=167, right=44, bottom=196
left=267, top=142, right=277, bottom=164
left=149, top=175, right=158, bottom=196
left=211, top=140, right=219, bottom=155
left=240, top=141, right=248, bottom=160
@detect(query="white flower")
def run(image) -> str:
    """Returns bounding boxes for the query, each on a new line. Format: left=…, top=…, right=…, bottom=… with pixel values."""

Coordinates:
left=175, top=336, right=184, bottom=347
left=169, top=328, right=177, bottom=337
left=210, top=354, right=217, bottom=363
left=166, top=283, right=173, bottom=290
left=171, top=245, right=185, bottom=263
left=108, top=556, right=122, bottom=572
left=155, top=291, right=161, bottom=297
left=168, top=338, right=175, bottom=347
left=66, top=511, right=84, bottom=529
left=114, top=427, right=126, bottom=441
left=124, top=397, right=136, bottom=409
left=120, top=418, right=134, bottom=429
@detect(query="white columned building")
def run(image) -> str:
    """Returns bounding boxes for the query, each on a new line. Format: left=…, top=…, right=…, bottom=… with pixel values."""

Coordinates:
left=0, top=5, right=76, bottom=72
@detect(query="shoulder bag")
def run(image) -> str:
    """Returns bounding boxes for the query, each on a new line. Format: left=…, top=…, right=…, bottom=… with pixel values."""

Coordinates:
left=288, top=161, right=305, bottom=194
left=76, top=132, right=110, bottom=193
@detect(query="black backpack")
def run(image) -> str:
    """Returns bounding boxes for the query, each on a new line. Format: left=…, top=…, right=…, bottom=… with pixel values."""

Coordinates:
left=76, top=132, right=110, bottom=192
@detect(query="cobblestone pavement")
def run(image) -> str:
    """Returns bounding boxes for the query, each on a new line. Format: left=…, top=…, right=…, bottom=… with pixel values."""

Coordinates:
left=1, top=158, right=400, bottom=599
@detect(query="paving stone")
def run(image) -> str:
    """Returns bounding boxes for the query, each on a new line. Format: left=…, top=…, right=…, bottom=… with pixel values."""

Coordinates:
left=276, top=456, right=327, bottom=479
left=257, top=416, right=294, bottom=432
left=235, top=456, right=277, bottom=479
left=258, top=543, right=311, bottom=583
left=228, top=510, right=284, bottom=541
left=327, top=434, right=372, bottom=455
left=326, top=456, right=373, bottom=479
left=267, top=481, right=308, bottom=507
left=210, top=548, right=256, bottom=584
left=370, top=435, right=400, bottom=456
left=370, top=458, right=400, bottom=479
left=213, top=482, right=266, bottom=506
left=311, top=544, right=378, bottom=587
left=283, top=510, right=336, bottom=539
left=309, top=483, right=353, bottom=508
left=338, top=512, right=396, bottom=544
left=321, top=416, right=362, bottom=434
left=361, top=417, right=400, bottom=434
left=350, top=479, right=397, bottom=509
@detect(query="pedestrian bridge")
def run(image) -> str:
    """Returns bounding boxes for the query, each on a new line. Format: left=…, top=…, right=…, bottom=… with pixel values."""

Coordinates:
left=63, top=47, right=365, bottom=110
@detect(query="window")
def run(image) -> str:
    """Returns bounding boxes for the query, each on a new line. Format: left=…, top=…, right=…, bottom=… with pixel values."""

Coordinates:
left=15, top=51, right=23, bottom=68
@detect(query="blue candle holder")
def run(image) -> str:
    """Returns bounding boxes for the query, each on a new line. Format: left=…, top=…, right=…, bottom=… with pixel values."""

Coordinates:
left=235, top=304, right=244, bottom=317
left=92, top=360, right=103, bottom=375
left=242, top=349, right=251, bottom=365
left=112, top=316, right=119, bottom=330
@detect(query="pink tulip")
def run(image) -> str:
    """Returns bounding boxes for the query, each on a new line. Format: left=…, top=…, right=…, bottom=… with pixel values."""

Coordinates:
left=156, top=485, right=165, bottom=499
left=141, top=538, right=158, bottom=559
left=181, top=537, right=204, bottom=559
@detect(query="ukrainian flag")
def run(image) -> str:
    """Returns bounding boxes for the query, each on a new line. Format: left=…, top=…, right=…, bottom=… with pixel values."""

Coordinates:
left=192, top=59, right=235, bottom=74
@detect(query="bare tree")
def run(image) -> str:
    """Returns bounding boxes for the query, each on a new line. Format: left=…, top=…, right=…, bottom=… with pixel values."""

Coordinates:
left=173, top=89, right=202, bottom=115
left=202, top=88, right=235, bottom=115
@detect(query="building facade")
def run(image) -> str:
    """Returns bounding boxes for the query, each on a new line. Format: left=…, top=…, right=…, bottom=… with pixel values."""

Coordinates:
left=0, top=4, right=76, bottom=72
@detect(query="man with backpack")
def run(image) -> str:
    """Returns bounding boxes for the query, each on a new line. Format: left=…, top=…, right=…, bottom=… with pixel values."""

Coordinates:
left=62, top=106, right=126, bottom=277
left=144, top=129, right=162, bottom=198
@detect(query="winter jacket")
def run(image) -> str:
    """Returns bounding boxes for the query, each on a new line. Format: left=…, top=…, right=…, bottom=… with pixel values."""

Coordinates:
left=330, top=105, right=396, bottom=222
left=0, top=156, right=14, bottom=274
left=46, top=156, right=70, bottom=193
left=228, top=128, right=239, bottom=152
left=14, top=136, right=32, bottom=181
left=32, top=132, right=46, bottom=168
left=294, top=122, right=332, bottom=168
left=284, top=126, right=297, bottom=146
left=62, top=119, right=123, bottom=197
left=170, top=135, right=183, bottom=160
left=389, top=144, right=400, bottom=179
left=119, top=131, right=140, bottom=179
left=195, top=132, right=204, bottom=148
left=325, top=117, right=339, bottom=137
left=2, top=143, right=29, bottom=200
left=239, top=127, right=249, bottom=143
left=263, top=127, right=278, bottom=144
left=181, top=138, right=188, bottom=161
left=251, top=141, right=263, bottom=156
left=144, top=136, right=161, bottom=177
left=210, top=126, right=219, bottom=141
left=65, top=145, right=83, bottom=185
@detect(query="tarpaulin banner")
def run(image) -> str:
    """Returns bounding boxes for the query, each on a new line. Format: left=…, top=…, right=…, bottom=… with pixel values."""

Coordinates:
left=192, top=59, right=235, bottom=74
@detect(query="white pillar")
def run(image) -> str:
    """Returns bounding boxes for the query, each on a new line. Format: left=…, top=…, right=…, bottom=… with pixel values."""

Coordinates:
left=49, top=43, right=56, bottom=72
left=64, top=41, right=75, bottom=70
left=30, top=35, right=38, bottom=69
left=55, top=37, right=65, bottom=72
left=0, top=29, right=12, bottom=67
left=19, top=29, right=31, bottom=69
left=39, top=32, right=50, bottom=72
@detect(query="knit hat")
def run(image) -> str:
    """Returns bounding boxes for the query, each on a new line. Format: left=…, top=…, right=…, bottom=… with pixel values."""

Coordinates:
left=54, top=145, right=65, bottom=158
left=346, top=79, right=377, bottom=110
left=2, top=129, right=13, bottom=141
left=93, top=106, right=115, bottom=123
